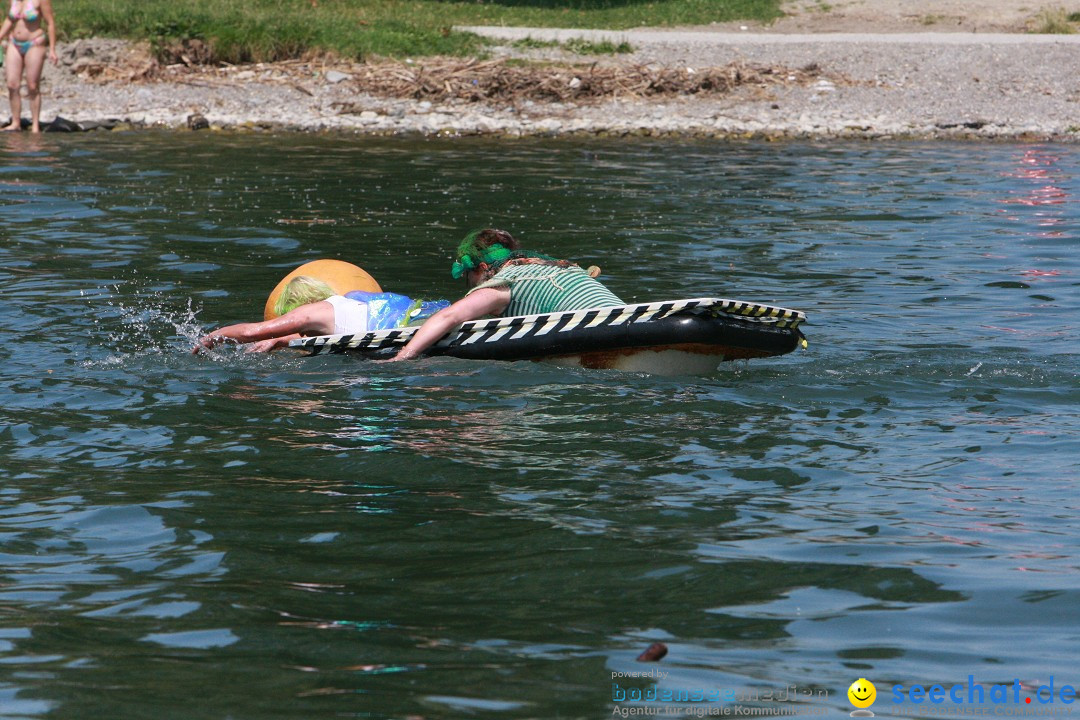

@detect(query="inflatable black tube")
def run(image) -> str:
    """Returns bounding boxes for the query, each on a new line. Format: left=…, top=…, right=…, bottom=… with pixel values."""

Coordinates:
left=291, top=297, right=807, bottom=367
left=436, top=311, right=799, bottom=362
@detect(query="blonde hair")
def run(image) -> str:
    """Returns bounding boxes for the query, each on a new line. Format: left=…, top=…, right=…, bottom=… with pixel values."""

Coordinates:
left=274, top=276, right=336, bottom=316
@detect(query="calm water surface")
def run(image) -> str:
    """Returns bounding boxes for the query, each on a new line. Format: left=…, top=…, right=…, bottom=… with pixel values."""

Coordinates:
left=0, top=133, right=1077, bottom=719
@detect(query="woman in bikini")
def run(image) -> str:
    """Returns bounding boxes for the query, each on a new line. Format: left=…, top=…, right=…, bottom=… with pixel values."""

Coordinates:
left=0, top=0, right=58, bottom=132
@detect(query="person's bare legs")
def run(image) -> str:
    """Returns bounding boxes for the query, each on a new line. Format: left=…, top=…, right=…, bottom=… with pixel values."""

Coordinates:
left=4, top=44, right=24, bottom=131
left=22, top=43, right=46, bottom=133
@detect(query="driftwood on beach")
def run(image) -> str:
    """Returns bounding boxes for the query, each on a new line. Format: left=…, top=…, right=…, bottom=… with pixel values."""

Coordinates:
left=346, top=58, right=823, bottom=103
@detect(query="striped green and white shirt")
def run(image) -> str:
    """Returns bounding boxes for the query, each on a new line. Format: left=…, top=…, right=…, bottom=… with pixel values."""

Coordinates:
left=470, top=264, right=624, bottom=317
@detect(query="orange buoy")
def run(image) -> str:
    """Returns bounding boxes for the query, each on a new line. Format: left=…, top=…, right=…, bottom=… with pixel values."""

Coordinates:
left=263, top=259, right=382, bottom=320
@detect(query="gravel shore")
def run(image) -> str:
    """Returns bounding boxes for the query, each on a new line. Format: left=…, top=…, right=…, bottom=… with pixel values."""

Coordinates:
left=25, top=2, right=1080, bottom=140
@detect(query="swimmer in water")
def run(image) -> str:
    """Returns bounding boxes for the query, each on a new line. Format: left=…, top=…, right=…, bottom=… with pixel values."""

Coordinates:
left=389, top=228, right=623, bottom=362
left=194, top=276, right=449, bottom=354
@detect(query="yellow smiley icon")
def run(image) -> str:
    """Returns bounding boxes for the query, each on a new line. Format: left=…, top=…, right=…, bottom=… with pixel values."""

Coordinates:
left=848, top=678, right=877, bottom=709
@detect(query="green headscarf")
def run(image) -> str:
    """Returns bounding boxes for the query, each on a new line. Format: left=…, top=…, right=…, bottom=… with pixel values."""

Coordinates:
left=451, top=231, right=514, bottom=279
left=451, top=229, right=566, bottom=280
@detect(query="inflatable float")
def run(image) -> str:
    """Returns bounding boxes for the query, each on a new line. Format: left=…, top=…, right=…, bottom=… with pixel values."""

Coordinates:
left=288, top=297, right=807, bottom=375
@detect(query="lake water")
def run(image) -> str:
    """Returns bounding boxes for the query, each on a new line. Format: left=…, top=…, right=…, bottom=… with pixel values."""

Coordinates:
left=0, top=133, right=1077, bottom=719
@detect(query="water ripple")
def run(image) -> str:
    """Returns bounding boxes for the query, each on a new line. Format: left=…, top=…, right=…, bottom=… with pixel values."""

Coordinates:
left=0, top=135, right=1077, bottom=718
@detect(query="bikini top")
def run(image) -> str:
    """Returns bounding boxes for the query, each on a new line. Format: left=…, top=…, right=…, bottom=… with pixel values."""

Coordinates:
left=9, top=0, right=39, bottom=22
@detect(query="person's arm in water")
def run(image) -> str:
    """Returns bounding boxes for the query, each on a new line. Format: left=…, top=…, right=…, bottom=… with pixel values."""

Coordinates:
left=388, top=286, right=510, bottom=362
left=193, top=301, right=337, bottom=354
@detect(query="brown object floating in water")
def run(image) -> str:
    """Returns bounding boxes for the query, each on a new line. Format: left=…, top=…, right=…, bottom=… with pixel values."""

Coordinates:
left=637, top=642, right=668, bottom=662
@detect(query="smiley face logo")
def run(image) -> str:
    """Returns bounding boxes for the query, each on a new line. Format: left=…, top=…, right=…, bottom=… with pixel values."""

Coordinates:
left=848, top=678, right=877, bottom=710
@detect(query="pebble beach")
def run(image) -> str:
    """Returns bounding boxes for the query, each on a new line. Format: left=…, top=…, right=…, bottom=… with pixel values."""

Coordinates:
left=25, top=1, right=1080, bottom=139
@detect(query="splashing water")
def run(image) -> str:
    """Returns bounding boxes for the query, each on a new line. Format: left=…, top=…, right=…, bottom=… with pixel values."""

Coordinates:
left=81, top=288, right=207, bottom=366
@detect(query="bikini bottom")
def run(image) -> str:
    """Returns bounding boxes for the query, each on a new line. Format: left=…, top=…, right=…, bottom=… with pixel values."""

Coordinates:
left=11, top=35, right=44, bottom=56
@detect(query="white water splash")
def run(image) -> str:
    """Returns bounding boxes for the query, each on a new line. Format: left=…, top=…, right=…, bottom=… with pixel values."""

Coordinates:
left=81, top=288, right=209, bottom=367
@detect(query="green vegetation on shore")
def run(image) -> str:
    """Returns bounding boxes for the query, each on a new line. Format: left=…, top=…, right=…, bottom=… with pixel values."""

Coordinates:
left=62, top=0, right=781, bottom=64
left=1031, top=7, right=1078, bottom=33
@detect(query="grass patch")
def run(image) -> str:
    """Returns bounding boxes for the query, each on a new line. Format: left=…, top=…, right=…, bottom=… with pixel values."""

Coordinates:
left=563, top=38, right=634, bottom=55
left=511, top=37, right=561, bottom=50
left=1030, top=6, right=1077, bottom=33
left=61, top=0, right=782, bottom=63
left=511, top=36, right=634, bottom=56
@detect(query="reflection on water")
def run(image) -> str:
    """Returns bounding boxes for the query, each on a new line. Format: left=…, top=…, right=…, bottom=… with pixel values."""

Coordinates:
left=998, top=148, right=1068, bottom=239
left=0, top=134, right=1077, bottom=718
